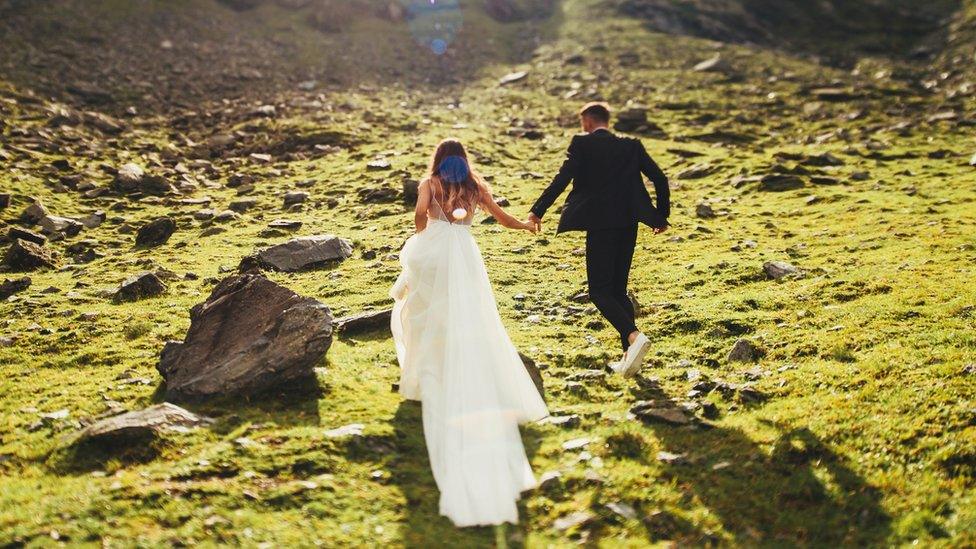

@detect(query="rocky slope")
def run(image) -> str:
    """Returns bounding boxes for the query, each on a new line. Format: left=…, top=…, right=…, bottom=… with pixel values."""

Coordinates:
left=1, top=0, right=974, bottom=546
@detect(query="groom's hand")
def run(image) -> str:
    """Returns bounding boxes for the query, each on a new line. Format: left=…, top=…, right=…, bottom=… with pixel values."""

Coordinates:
left=527, top=213, right=543, bottom=232
left=653, top=224, right=669, bottom=235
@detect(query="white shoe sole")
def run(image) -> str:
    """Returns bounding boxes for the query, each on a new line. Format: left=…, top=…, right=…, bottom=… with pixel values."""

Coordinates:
left=619, top=337, right=651, bottom=378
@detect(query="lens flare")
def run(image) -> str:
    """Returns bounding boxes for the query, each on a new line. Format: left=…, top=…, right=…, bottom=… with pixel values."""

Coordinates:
left=401, top=0, right=462, bottom=56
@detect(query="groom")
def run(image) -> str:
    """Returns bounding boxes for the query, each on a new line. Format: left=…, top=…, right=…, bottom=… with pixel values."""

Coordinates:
left=527, top=102, right=670, bottom=377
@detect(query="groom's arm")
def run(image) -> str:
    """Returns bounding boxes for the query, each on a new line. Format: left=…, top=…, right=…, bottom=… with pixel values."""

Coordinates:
left=530, top=136, right=582, bottom=219
left=638, top=141, right=670, bottom=220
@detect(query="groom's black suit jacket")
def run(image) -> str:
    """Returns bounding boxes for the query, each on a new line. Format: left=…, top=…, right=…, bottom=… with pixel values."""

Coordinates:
left=530, top=129, right=670, bottom=233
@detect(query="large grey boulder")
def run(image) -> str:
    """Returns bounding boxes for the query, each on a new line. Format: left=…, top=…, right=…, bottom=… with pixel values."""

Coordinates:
left=246, top=235, right=353, bottom=272
left=157, top=273, right=334, bottom=401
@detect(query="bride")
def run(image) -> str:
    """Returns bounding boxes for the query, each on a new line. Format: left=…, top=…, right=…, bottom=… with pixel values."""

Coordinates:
left=390, top=139, right=549, bottom=527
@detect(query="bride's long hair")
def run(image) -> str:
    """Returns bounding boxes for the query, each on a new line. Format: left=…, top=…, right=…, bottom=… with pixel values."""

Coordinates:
left=428, top=139, right=489, bottom=214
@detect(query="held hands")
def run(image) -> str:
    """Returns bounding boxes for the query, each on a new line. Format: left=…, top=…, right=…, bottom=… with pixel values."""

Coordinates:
left=526, top=213, right=543, bottom=233
left=653, top=224, right=669, bottom=235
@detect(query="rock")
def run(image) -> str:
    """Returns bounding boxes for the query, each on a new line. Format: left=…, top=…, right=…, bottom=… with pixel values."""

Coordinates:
left=763, top=261, right=799, bottom=280
left=112, top=164, right=175, bottom=196
left=676, top=163, right=719, bottom=180
left=135, top=217, right=177, bottom=247
left=268, top=219, right=303, bottom=230
left=194, top=209, right=216, bottom=221
left=38, top=215, right=83, bottom=237
left=802, top=152, right=844, bottom=167
left=562, top=437, right=591, bottom=451
left=0, top=194, right=9, bottom=209
left=727, top=338, right=758, bottom=363
left=248, top=235, right=353, bottom=272
left=283, top=191, right=309, bottom=207
left=114, top=272, right=167, bottom=302
left=693, top=54, right=730, bottom=73
left=537, top=470, right=562, bottom=490
left=336, top=309, right=393, bottom=336
left=84, top=111, right=125, bottom=134
left=359, top=186, right=399, bottom=203
left=630, top=401, right=691, bottom=425
left=695, top=203, right=716, bottom=219
left=544, top=415, right=581, bottom=428
left=228, top=199, right=258, bottom=212
left=759, top=174, right=805, bottom=192
left=970, top=152, right=976, bottom=167
left=157, top=273, right=334, bottom=401
left=810, top=88, right=860, bottom=102
left=4, top=239, right=58, bottom=271
left=20, top=200, right=50, bottom=225
left=606, top=501, right=638, bottom=520
left=324, top=423, right=365, bottom=438
left=0, top=277, right=31, bottom=300
left=7, top=227, right=46, bottom=246
left=499, top=71, right=528, bottom=85
left=554, top=511, right=595, bottom=531
left=519, top=352, right=545, bottom=398
left=73, top=403, right=211, bottom=444
left=657, top=451, right=688, bottom=464
left=213, top=210, right=240, bottom=223
left=402, top=179, right=420, bottom=204
left=366, top=159, right=391, bottom=171
left=79, top=211, right=106, bottom=229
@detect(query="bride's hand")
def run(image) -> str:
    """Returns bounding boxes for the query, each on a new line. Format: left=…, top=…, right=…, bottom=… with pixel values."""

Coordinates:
left=522, top=221, right=538, bottom=234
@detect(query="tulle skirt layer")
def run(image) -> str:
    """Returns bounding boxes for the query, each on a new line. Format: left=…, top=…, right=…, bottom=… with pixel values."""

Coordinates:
left=391, top=220, right=548, bottom=527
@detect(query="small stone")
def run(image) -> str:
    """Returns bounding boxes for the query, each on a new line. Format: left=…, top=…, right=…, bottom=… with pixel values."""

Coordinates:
left=194, top=209, right=216, bottom=221
left=114, top=272, right=167, bottom=302
left=229, top=199, right=258, bottom=212
left=7, top=227, right=47, bottom=246
left=324, top=423, right=365, bottom=438
left=630, top=401, right=691, bottom=425
left=402, top=179, right=420, bottom=204
left=537, top=470, right=562, bottom=490
left=0, top=277, right=31, bottom=300
left=268, top=219, right=303, bottom=230
left=562, top=437, right=591, bottom=451
left=727, top=338, right=758, bottom=363
left=693, top=54, right=729, bottom=72
left=763, top=261, right=799, bottom=280
left=554, top=511, right=594, bottom=532
left=695, top=203, right=716, bottom=218
left=759, top=174, right=805, bottom=192
left=283, top=191, right=309, bottom=207
left=656, top=451, right=687, bottom=464
left=38, top=215, right=83, bottom=237
left=135, top=217, right=177, bottom=247
left=20, top=200, right=50, bottom=224
left=4, top=239, right=59, bottom=271
left=366, top=159, right=391, bottom=171
left=606, top=501, right=638, bottom=520
left=0, top=194, right=9, bottom=209
left=544, top=415, right=581, bottom=428
left=499, top=71, right=528, bottom=85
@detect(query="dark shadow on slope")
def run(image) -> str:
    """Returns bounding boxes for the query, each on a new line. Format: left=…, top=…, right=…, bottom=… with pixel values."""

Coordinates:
left=644, top=417, right=891, bottom=545
left=612, top=0, right=961, bottom=66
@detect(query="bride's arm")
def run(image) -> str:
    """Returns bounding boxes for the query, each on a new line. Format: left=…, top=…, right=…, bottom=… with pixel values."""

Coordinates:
left=481, top=190, right=537, bottom=233
left=414, top=179, right=431, bottom=232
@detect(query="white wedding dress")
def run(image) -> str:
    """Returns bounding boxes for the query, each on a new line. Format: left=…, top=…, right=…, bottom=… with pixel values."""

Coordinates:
left=390, top=199, right=549, bottom=527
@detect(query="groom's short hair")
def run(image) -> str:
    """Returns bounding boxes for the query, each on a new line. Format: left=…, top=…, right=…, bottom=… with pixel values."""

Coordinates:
left=579, top=102, right=611, bottom=123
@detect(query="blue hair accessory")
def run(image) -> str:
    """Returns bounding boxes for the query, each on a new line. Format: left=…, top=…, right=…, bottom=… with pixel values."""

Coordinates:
left=438, top=155, right=469, bottom=183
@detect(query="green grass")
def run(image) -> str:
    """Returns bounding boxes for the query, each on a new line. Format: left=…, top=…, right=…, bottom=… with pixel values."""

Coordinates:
left=1, top=0, right=975, bottom=546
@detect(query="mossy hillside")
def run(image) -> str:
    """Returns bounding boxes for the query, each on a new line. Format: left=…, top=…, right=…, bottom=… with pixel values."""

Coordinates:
left=2, top=0, right=976, bottom=546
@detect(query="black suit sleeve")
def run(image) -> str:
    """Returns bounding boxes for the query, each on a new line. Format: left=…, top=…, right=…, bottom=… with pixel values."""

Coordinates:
left=638, top=141, right=670, bottom=220
left=531, top=135, right=581, bottom=219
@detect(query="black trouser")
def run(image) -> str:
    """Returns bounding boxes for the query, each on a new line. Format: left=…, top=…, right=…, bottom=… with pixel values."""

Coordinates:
left=586, top=225, right=639, bottom=352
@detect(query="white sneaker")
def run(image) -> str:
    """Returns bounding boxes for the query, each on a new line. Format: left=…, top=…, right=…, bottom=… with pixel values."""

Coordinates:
left=617, top=333, right=651, bottom=378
